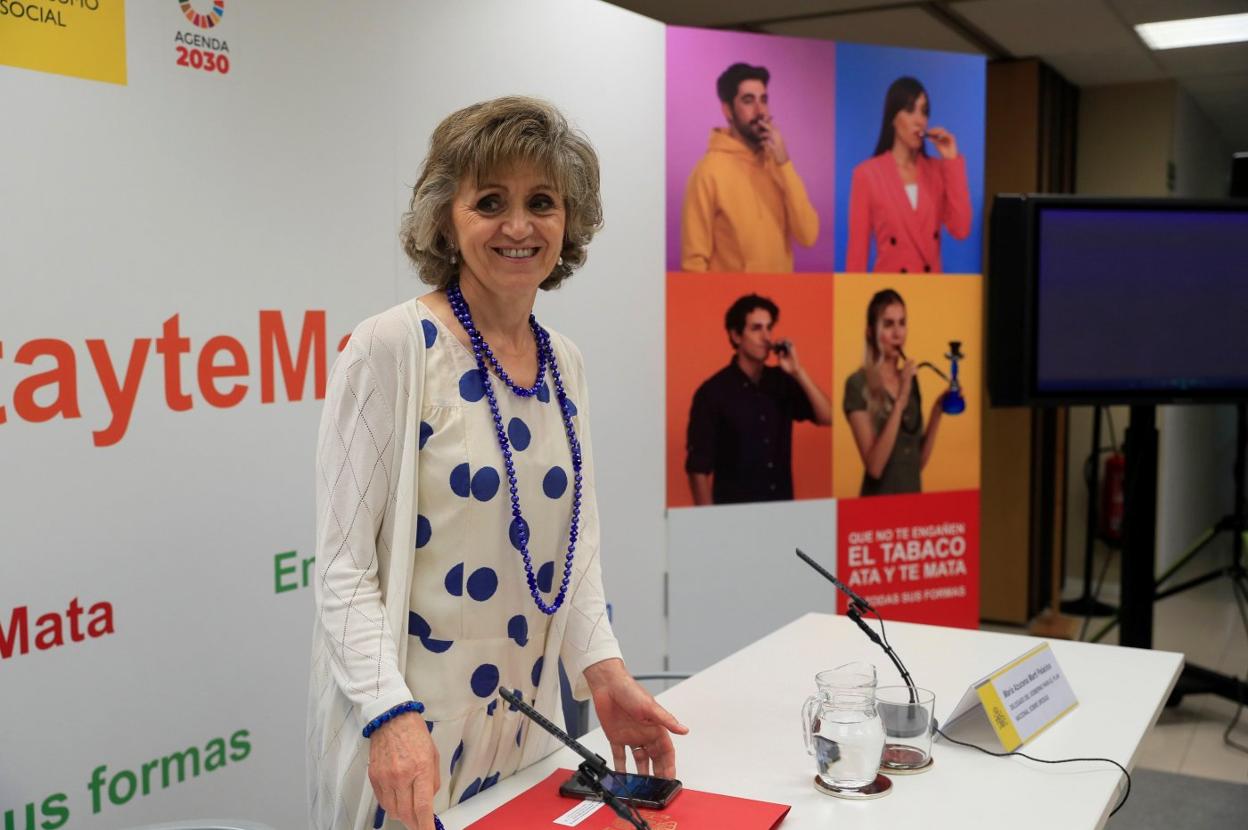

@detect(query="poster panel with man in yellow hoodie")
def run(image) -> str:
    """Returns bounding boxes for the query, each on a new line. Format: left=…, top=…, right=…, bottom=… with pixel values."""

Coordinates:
left=666, top=26, right=836, bottom=274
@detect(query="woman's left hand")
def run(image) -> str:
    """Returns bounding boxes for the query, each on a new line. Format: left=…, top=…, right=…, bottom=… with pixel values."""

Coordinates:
left=925, top=127, right=959, bottom=160
left=585, top=658, right=689, bottom=778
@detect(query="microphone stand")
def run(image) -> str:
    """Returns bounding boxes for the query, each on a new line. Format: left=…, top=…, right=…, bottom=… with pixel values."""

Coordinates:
left=795, top=548, right=919, bottom=705
left=845, top=605, right=918, bottom=704
left=498, top=687, right=651, bottom=830
left=797, top=548, right=937, bottom=766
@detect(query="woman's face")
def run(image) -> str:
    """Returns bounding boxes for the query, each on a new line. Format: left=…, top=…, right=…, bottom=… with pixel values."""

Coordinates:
left=450, top=161, right=565, bottom=294
left=892, top=92, right=929, bottom=153
left=872, top=302, right=907, bottom=360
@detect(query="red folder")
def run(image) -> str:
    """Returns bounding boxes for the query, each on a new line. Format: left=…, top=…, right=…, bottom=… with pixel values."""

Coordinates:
left=465, top=768, right=790, bottom=830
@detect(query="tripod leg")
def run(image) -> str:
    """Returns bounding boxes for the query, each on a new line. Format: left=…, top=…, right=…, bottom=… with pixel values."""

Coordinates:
left=1088, top=617, right=1117, bottom=644
left=1155, top=527, right=1219, bottom=591
left=1232, top=574, right=1248, bottom=644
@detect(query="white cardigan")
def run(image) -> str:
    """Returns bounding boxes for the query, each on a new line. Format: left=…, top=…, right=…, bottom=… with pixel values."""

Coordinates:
left=306, top=299, right=622, bottom=829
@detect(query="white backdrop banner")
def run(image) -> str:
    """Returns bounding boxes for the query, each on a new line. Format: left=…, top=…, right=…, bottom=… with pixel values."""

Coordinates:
left=1, top=1, right=665, bottom=828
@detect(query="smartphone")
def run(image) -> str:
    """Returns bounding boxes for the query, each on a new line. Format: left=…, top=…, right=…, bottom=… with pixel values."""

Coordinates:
left=558, top=770, right=682, bottom=809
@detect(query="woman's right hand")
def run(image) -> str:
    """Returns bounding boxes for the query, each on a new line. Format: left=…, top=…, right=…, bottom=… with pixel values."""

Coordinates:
left=925, top=126, right=959, bottom=160
left=368, top=712, right=441, bottom=830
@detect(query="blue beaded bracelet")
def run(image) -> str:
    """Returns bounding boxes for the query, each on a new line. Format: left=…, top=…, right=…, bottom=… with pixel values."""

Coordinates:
left=362, top=700, right=426, bottom=739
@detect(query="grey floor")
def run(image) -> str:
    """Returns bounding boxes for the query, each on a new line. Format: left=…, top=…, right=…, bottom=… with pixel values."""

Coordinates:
left=1108, top=767, right=1248, bottom=827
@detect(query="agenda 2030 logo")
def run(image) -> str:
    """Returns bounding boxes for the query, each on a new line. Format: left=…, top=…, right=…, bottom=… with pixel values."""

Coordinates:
left=173, top=0, right=231, bottom=76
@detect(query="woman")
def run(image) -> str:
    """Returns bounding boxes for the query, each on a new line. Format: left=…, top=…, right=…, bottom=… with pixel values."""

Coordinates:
left=846, top=77, right=972, bottom=274
left=308, top=97, right=687, bottom=830
left=842, top=289, right=944, bottom=496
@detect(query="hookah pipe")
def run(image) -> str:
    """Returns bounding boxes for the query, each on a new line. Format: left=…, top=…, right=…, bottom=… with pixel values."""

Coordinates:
left=899, top=340, right=965, bottom=415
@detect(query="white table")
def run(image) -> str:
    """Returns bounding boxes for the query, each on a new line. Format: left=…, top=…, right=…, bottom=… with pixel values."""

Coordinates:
left=439, top=613, right=1183, bottom=829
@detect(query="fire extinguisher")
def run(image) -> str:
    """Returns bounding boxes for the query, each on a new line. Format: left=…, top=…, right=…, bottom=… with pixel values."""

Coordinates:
left=1100, top=452, right=1126, bottom=543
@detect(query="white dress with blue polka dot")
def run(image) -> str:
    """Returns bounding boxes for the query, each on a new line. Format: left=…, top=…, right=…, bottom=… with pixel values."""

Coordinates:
left=307, top=298, right=622, bottom=830
left=405, top=302, right=605, bottom=815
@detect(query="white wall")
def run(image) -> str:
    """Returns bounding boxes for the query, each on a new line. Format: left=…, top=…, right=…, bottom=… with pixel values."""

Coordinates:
left=667, top=501, right=839, bottom=672
left=2, top=5, right=397, bottom=828
left=1173, top=88, right=1232, bottom=199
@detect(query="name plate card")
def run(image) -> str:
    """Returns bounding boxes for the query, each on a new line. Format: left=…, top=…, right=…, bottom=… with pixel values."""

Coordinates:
left=945, top=643, right=1078, bottom=751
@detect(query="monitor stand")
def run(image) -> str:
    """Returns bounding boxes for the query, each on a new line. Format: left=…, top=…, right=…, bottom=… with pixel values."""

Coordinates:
left=1118, top=404, right=1248, bottom=707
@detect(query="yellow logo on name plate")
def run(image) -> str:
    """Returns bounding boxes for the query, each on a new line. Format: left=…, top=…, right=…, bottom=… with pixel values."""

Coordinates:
left=0, top=0, right=127, bottom=85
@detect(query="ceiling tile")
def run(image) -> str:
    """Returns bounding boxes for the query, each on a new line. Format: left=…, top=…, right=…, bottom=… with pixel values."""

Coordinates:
left=603, top=0, right=886, bottom=28
left=1044, top=51, right=1170, bottom=85
left=763, top=7, right=984, bottom=53
left=955, top=0, right=1145, bottom=55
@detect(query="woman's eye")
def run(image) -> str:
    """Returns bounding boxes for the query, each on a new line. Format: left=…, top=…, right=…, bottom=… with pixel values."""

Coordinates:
left=530, top=194, right=557, bottom=211
left=476, top=195, right=503, bottom=213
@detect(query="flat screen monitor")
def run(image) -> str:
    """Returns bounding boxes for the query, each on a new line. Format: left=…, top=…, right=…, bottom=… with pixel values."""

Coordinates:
left=988, top=196, right=1248, bottom=406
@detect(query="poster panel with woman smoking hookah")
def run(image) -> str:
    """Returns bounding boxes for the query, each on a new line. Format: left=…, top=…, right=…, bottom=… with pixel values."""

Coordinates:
left=832, top=42, right=985, bottom=628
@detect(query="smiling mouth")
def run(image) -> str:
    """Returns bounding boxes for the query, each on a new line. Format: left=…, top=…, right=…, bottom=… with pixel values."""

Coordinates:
left=495, top=247, right=538, bottom=259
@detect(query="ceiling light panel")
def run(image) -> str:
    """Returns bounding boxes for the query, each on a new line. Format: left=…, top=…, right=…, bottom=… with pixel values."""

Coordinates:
left=1135, top=13, right=1248, bottom=50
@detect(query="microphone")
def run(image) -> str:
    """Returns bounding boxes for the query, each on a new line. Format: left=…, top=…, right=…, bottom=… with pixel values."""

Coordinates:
left=498, top=688, right=650, bottom=830
left=795, top=548, right=874, bottom=612
left=498, top=687, right=609, bottom=773
left=794, top=549, right=927, bottom=726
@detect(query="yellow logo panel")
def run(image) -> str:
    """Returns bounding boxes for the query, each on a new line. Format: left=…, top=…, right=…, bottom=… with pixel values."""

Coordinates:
left=0, top=0, right=127, bottom=85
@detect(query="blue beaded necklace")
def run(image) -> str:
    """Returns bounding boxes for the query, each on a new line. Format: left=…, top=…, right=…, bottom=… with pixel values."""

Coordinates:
left=446, top=281, right=582, bottom=616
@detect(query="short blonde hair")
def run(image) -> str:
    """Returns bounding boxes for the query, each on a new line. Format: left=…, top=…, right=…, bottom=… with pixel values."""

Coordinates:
left=400, top=96, right=604, bottom=290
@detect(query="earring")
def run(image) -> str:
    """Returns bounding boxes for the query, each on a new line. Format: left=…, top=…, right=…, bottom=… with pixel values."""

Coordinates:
left=449, top=249, right=457, bottom=265
left=557, top=256, right=564, bottom=266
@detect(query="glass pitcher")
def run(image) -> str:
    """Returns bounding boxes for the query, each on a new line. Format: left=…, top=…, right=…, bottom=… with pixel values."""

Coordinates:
left=801, top=665, right=885, bottom=791
left=800, top=663, right=877, bottom=736
left=812, top=662, right=877, bottom=697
